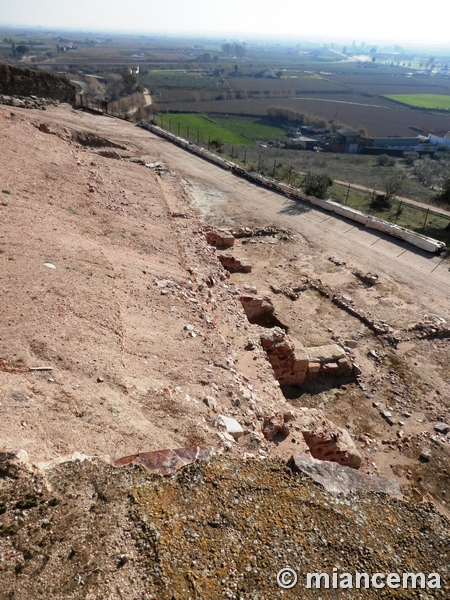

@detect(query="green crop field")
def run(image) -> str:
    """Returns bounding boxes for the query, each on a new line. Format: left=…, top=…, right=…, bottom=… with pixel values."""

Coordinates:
left=385, top=94, right=450, bottom=110
left=142, top=71, right=224, bottom=91
left=157, top=113, right=252, bottom=145
left=211, top=116, right=285, bottom=141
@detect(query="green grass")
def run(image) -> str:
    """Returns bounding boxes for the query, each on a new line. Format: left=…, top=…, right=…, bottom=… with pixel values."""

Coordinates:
left=385, top=94, right=450, bottom=110
left=212, top=116, right=285, bottom=141
left=142, top=72, right=223, bottom=91
left=158, top=113, right=252, bottom=145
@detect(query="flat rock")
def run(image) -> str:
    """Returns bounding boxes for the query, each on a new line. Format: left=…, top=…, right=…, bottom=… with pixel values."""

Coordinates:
left=217, top=415, right=244, bottom=440
left=434, top=423, right=450, bottom=435
left=307, top=344, right=346, bottom=363
left=290, top=454, right=403, bottom=499
left=114, top=446, right=214, bottom=475
left=0, top=449, right=28, bottom=463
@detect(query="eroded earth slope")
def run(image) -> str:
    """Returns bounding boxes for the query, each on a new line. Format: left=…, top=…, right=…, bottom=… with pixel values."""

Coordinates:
left=0, top=104, right=449, bottom=598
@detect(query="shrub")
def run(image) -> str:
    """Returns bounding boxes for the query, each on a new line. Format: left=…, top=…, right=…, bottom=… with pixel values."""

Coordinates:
left=403, top=150, right=419, bottom=166
left=384, top=171, right=405, bottom=200
left=302, top=173, right=333, bottom=199
left=371, top=193, right=392, bottom=210
left=433, top=178, right=450, bottom=207
left=377, top=154, right=396, bottom=167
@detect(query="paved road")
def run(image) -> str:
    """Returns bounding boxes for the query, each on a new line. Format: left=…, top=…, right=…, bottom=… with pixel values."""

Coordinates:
left=45, top=107, right=450, bottom=311
left=70, top=80, right=88, bottom=96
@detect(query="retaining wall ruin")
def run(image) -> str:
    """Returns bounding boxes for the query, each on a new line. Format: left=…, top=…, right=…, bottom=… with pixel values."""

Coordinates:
left=260, top=328, right=353, bottom=385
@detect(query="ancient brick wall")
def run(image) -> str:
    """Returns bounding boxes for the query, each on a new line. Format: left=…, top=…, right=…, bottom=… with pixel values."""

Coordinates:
left=260, top=328, right=353, bottom=385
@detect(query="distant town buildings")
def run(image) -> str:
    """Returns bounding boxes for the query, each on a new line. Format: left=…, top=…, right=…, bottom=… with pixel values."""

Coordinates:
left=292, top=126, right=450, bottom=155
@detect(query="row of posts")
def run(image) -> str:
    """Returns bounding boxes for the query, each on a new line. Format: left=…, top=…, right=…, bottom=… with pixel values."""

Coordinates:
left=75, top=102, right=442, bottom=235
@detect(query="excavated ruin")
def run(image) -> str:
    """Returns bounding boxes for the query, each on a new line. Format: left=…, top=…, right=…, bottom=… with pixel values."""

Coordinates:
left=240, top=295, right=288, bottom=331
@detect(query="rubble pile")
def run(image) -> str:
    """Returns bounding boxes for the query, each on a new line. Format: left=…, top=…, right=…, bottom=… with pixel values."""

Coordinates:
left=231, top=225, right=291, bottom=239
left=0, top=94, right=58, bottom=110
left=352, top=269, right=379, bottom=286
left=408, top=315, right=450, bottom=339
left=0, top=456, right=448, bottom=599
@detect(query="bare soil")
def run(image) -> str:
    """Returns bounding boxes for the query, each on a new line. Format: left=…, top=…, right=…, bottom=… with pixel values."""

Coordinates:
left=0, top=103, right=449, bottom=495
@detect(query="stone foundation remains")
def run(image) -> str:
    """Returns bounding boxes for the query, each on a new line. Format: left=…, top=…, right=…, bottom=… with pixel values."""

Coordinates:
left=218, top=253, right=252, bottom=273
left=204, top=228, right=235, bottom=248
left=260, top=327, right=353, bottom=385
left=240, top=296, right=288, bottom=331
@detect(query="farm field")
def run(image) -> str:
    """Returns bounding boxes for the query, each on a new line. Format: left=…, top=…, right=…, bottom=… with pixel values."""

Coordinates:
left=147, top=70, right=450, bottom=137
left=141, top=71, right=224, bottom=91
left=161, top=96, right=450, bottom=137
left=211, top=116, right=286, bottom=141
left=331, top=74, right=450, bottom=95
left=157, top=113, right=252, bottom=145
left=156, top=113, right=286, bottom=145
left=385, top=93, right=450, bottom=110
left=225, top=75, right=344, bottom=94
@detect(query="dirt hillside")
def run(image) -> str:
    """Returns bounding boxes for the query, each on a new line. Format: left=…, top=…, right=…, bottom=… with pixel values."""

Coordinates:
left=0, top=104, right=449, bottom=598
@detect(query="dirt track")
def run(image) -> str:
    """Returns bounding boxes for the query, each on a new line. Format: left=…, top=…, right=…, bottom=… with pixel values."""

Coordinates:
left=45, top=106, right=450, bottom=305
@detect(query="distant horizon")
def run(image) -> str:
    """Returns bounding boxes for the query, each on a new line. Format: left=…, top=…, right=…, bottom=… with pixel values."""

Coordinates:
left=1, top=0, right=449, bottom=49
left=1, top=24, right=449, bottom=55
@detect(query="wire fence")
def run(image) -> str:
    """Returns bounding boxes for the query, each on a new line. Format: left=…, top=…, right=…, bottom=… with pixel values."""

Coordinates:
left=74, top=96, right=450, bottom=246
left=76, top=94, right=149, bottom=121
left=212, top=144, right=450, bottom=246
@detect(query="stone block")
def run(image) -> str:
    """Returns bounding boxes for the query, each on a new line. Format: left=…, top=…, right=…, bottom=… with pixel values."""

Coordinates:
left=221, top=235, right=235, bottom=247
left=321, top=362, right=339, bottom=373
left=217, top=415, right=244, bottom=440
left=302, top=423, right=362, bottom=469
left=290, top=455, right=402, bottom=498
left=307, top=344, right=346, bottom=363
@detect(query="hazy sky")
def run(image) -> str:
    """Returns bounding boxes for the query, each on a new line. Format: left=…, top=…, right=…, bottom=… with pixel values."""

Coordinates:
left=1, top=0, right=447, bottom=45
